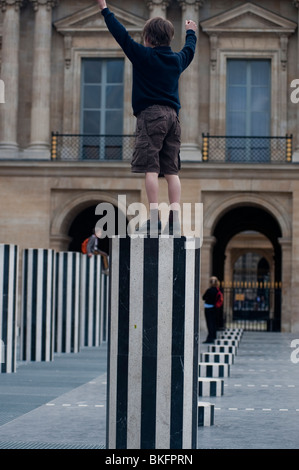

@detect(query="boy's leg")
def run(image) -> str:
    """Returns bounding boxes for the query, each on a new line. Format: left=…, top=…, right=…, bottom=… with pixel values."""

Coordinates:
left=136, top=172, right=161, bottom=234
left=145, top=172, right=159, bottom=207
left=164, top=174, right=181, bottom=210
left=164, top=174, right=181, bottom=236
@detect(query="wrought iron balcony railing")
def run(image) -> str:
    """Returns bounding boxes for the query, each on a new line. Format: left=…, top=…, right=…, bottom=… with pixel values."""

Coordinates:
left=202, top=134, right=293, bottom=163
left=51, top=133, right=135, bottom=162
left=51, top=132, right=293, bottom=163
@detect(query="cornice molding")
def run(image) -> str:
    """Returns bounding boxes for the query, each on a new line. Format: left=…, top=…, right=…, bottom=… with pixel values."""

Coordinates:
left=201, top=2, right=297, bottom=36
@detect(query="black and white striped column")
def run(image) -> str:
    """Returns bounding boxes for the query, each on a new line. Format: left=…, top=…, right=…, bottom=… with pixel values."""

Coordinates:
left=80, top=254, right=102, bottom=347
left=0, top=244, right=18, bottom=373
left=21, top=249, right=56, bottom=362
left=107, top=236, right=200, bottom=449
left=55, top=252, right=81, bottom=354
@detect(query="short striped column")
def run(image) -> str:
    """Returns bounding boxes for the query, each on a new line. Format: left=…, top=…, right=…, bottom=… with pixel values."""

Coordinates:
left=21, top=249, right=56, bottom=362
left=198, top=378, right=224, bottom=397
left=198, top=362, right=230, bottom=378
left=201, top=352, right=234, bottom=365
left=198, top=402, right=214, bottom=426
left=215, top=338, right=239, bottom=347
left=80, top=254, right=102, bottom=347
left=55, top=252, right=81, bottom=354
left=107, top=236, right=200, bottom=449
left=208, top=345, right=237, bottom=355
left=0, top=244, right=18, bottom=373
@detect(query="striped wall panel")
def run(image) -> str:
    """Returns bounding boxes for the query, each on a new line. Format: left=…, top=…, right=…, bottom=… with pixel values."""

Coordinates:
left=21, top=249, right=55, bottom=362
left=201, top=352, right=234, bottom=365
left=55, top=252, right=81, bottom=354
left=198, top=378, right=224, bottom=397
left=107, top=236, right=200, bottom=450
left=0, top=244, right=18, bottom=373
left=198, top=362, right=230, bottom=378
left=198, top=402, right=214, bottom=426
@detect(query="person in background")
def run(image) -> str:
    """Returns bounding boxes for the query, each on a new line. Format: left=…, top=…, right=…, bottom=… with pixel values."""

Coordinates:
left=202, top=276, right=220, bottom=344
left=87, top=228, right=109, bottom=275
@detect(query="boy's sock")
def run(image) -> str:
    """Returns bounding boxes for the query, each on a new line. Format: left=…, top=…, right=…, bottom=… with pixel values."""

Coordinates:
left=150, top=208, right=161, bottom=234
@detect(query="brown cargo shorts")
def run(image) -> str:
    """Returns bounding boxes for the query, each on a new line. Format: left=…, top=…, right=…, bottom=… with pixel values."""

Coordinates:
left=131, top=104, right=181, bottom=175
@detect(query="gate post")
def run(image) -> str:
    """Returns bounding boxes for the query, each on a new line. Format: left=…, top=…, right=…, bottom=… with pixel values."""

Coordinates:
left=107, top=236, right=200, bottom=449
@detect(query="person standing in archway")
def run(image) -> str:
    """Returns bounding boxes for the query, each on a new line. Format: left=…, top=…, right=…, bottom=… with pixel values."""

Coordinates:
left=202, top=276, right=220, bottom=344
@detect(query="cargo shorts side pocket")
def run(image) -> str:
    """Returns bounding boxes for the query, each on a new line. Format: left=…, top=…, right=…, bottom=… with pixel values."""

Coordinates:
left=146, top=115, right=167, bottom=136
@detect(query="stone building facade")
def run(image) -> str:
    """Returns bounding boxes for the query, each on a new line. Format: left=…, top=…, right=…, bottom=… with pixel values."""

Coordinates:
left=0, top=0, right=299, bottom=333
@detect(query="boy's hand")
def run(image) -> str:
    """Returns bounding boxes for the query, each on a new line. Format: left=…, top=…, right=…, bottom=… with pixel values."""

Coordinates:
left=97, top=0, right=107, bottom=10
left=185, top=20, right=197, bottom=32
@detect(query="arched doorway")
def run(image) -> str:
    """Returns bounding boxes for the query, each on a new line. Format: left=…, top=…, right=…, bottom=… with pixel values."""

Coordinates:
left=68, top=203, right=125, bottom=255
left=212, top=206, right=282, bottom=331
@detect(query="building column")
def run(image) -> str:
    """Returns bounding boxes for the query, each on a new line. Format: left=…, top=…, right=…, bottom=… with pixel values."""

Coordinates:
left=293, top=1, right=299, bottom=161
left=25, top=0, right=57, bottom=159
left=0, top=0, right=23, bottom=158
left=146, top=0, right=170, bottom=18
left=178, top=0, right=203, bottom=161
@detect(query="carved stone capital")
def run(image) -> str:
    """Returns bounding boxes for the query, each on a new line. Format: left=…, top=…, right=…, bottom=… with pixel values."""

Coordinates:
left=146, top=0, right=170, bottom=11
left=30, top=0, right=58, bottom=12
left=0, top=0, right=23, bottom=13
left=177, top=0, right=204, bottom=11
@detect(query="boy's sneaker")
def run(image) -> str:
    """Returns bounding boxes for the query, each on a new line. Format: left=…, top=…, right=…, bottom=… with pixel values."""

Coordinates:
left=135, top=219, right=162, bottom=236
left=162, top=220, right=181, bottom=237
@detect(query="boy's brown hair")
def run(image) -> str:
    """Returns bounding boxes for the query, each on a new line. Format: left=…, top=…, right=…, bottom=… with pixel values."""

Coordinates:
left=142, top=17, right=174, bottom=47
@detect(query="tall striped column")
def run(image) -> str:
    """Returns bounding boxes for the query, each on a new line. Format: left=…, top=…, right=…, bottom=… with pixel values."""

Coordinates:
left=80, top=254, right=102, bottom=347
left=107, top=236, right=200, bottom=449
left=21, top=249, right=56, bottom=362
left=0, top=244, right=19, bottom=373
left=100, top=270, right=109, bottom=343
left=55, top=252, right=81, bottom=354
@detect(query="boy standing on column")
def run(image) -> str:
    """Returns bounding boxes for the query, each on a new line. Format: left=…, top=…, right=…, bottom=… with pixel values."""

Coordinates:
left=97, top=0, right=197, bottom=235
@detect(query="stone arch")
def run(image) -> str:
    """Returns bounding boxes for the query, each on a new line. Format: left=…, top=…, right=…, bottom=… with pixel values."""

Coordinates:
left=50, top=191, right=127, bottom=251
left=204, top=192, right=291, bottom=240
left=206, top=196, right=286, bottom=331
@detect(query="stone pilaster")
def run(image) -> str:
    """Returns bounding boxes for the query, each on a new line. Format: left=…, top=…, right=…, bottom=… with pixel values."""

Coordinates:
left=146, top=0, right=170, bottom=18
left=0, top=0, right=23, bottom=158
left=25, top=0, right=58, bottom=159
left=292, top=1, right=299, bottom=161
left=177, top=0, right=203, bottom=161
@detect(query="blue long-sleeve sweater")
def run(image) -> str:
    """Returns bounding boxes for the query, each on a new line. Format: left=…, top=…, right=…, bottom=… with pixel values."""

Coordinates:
left=101, top=8, right=197, bottom=116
